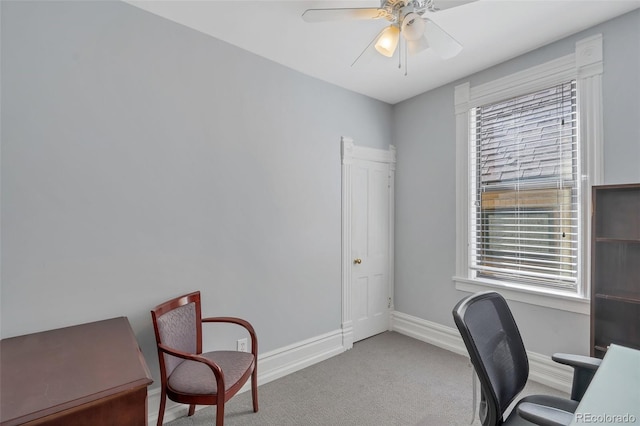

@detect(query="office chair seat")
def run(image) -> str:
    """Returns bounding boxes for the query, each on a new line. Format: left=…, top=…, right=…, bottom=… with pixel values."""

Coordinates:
left=505, top=395, right=578, bottom=426
left=168, top=351, right=255, bottom=395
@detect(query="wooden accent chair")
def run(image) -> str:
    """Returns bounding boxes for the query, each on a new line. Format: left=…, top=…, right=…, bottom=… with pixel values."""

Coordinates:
left=151, top=291, right=258, bottom=425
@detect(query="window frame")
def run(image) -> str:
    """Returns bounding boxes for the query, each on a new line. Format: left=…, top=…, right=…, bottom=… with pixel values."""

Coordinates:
left=453, top=34, right=604, bottom=314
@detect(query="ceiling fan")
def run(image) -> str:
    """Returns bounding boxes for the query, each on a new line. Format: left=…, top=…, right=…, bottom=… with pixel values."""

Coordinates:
left=302, top=0, right=476, bottom=68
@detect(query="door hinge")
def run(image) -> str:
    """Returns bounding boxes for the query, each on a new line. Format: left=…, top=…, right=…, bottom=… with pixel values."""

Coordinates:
left=388, top=297, right=392, bottom=308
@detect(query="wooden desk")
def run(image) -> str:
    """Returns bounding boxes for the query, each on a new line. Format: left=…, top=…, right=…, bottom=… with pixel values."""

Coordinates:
left=570, top=344, right=640, bottom=425
left=1, top=317, right=153, bottom=426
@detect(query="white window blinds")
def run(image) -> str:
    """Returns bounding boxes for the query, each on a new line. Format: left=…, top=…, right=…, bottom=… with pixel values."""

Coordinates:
left=469, top=81, right=579, bottom=289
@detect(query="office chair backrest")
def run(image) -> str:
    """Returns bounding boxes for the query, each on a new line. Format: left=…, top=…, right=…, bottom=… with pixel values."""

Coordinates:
left=152, top=291, right=203, bottom=377
left=453, top=291, right=529, bottom=426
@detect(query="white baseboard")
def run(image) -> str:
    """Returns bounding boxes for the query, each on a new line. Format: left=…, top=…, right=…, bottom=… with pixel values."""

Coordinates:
left=526, top=351, right=574, bottom=393
left=391, top=311, right=574, bottom=394
left=392, top=311, right=469, bottom=357
left=147, top=329, right=345, bottom=425
left=253, top=328, right=345, bottom=386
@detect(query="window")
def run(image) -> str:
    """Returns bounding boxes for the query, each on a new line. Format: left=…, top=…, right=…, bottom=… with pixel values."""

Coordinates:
left=470, top=81, right=579, bottom=290
left=454, top=34, right=603, bottom=312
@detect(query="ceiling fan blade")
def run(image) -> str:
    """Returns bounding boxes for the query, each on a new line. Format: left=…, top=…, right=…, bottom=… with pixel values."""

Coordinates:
left=351, top=27, right=388, bottom=68
left=302, top=8, right=385, bottom=23
left=407, top=35, right=429, bottom=55
left=427, top=0, right=478, bottom=12
left=424, top=18, right=462, bottom=59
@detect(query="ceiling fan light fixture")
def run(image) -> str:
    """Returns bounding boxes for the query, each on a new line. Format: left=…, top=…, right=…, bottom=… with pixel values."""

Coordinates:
left=401, top=12, right=425, bottom=41
left=374, top=25, right=400, bottom=57
left=408, top=35, right=429, bottom=55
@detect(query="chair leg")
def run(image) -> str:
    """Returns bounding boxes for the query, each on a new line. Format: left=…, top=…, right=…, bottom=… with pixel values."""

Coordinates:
left=216, top=402, right=225, bottom=426
left=251, top=369, right=259, bottom=412
left=188, top=404, right=196, bottom=416
left=157, top=388, right=167, bottom=426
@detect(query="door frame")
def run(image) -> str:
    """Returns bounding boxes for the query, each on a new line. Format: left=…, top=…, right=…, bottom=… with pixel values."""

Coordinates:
left=341, top=136, right=396, bottom=350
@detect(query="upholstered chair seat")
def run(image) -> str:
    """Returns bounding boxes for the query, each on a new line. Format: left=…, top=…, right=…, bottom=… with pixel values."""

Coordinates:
left=168, top=351, right=255, bottom=395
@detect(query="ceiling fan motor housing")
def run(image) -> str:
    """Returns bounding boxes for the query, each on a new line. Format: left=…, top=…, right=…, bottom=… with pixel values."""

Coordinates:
left=380, top=0, right=432, bottom=26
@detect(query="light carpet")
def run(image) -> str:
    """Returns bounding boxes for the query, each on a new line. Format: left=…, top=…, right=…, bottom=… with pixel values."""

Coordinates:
left=166, top=331, right=567, bottom=425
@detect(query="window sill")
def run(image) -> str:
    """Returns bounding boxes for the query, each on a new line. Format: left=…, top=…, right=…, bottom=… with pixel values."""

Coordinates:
left=453, top=276, right=590, bottom=315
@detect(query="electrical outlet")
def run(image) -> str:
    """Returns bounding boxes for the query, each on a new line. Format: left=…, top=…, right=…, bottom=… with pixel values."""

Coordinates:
left=237, top=338, right=248, bottom=352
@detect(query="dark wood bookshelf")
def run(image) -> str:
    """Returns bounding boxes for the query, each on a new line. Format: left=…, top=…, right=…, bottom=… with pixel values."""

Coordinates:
left=590, top=183, right=640, bottom=358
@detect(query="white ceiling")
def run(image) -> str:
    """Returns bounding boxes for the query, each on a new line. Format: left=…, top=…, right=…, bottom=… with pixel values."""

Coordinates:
left=126, top=0, right=640, bottom=104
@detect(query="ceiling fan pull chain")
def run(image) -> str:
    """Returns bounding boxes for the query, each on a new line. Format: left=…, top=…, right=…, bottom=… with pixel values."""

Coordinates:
left=404, top=39, right=408, bottom=76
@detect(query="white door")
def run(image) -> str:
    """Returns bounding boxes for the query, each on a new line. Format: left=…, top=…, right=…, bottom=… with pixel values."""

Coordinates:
left=351, top=158, right=391, bottom=342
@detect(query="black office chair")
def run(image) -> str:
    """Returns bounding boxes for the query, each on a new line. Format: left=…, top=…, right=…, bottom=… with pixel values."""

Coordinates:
left=453, top=291, right=601, bottom=426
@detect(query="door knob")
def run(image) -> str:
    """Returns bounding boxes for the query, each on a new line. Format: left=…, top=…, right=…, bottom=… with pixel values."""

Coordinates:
left=353, top=258, right=362, bottom=264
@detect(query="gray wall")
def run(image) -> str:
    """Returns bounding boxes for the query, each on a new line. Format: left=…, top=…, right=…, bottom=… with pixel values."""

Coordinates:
left=2, top=0, right=638, bottom=395
left=393, top=9, right=640, bottom=356
left=0, top=0, right=392, bottom=384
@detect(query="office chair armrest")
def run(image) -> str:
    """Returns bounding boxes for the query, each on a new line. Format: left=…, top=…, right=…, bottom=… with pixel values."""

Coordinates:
left=157, top=342, right=226, bottom=395
left=552, top=353, right=601, bottom=401
left=157, top=343, right=224, bottom=376
left=552, top=353, right=602, bottom=371
left=517, top=402, right=574, bottom=426
left=202, top=316, right=258, bottom=355
left=203, top=317, right=256, bottom=333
